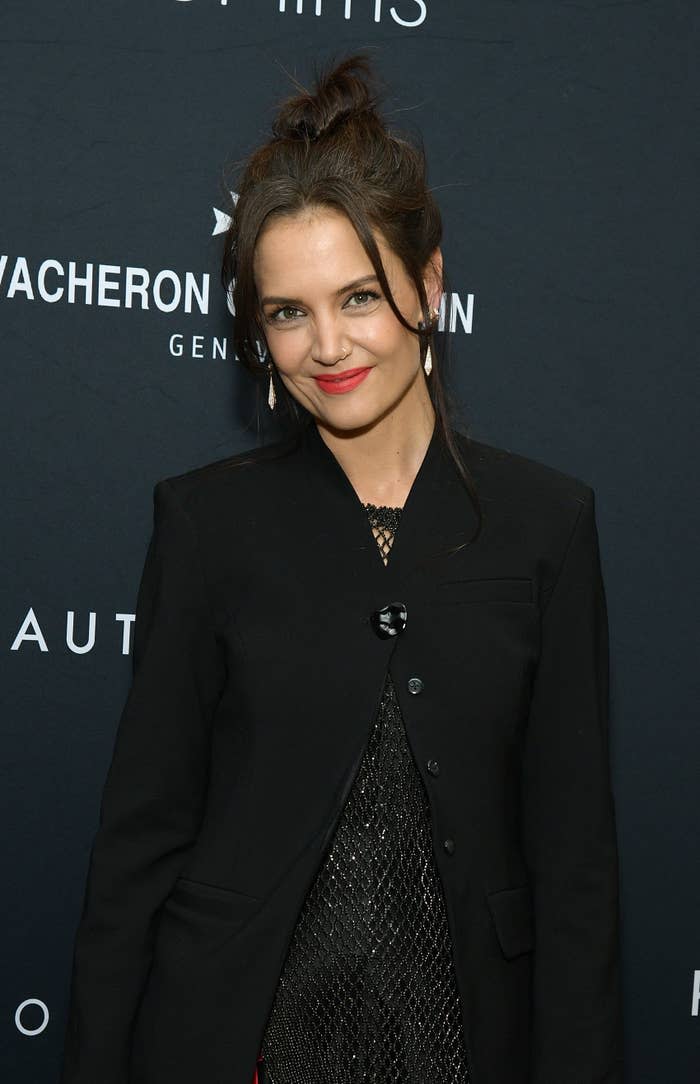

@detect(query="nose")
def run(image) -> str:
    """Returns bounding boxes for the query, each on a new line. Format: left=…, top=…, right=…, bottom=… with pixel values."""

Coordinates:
left=311, top=312, right=350, bottom=367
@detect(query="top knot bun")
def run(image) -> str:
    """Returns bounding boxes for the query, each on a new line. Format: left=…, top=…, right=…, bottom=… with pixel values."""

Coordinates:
left=271, top=53, right=382, bottom=142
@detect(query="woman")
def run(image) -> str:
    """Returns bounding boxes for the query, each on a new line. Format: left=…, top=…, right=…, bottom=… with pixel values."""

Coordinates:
left=60, top=54, right=623, bottom=1084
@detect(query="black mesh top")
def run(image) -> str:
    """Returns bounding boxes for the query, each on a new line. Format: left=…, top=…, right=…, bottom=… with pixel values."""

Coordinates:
left=256, top=502, right=471, bottom=1084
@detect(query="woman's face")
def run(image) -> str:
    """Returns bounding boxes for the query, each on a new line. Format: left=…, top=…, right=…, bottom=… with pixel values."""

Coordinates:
left=253, top=206, right=440, bottom=432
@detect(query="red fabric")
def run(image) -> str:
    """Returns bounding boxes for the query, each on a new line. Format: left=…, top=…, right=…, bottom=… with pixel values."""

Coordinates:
left=252, top=1052, right=264, bottom=1084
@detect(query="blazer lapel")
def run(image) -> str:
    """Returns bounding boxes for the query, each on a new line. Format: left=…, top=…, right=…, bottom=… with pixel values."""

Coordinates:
left=298, top=413, right=480, bottom=601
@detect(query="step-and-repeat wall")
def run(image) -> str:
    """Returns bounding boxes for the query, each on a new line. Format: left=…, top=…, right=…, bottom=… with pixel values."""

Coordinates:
left=2, top=2, right=698, bottom=1081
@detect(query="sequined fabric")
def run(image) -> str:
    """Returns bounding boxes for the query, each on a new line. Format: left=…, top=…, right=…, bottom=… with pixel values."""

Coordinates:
left=257, top=503, right=470, bottom=1084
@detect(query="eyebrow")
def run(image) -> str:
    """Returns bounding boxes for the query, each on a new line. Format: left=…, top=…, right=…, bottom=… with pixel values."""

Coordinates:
left=260, top=274, right=380, bottom=307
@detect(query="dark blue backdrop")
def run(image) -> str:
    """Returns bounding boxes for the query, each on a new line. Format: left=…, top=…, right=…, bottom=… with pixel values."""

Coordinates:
left=2, top=2, right=698, bottom=1081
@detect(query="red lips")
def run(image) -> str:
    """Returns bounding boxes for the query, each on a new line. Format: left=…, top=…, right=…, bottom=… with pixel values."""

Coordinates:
left=315, top=367, right=369, bottom=381
left=313, top=367, right=372, bottom=395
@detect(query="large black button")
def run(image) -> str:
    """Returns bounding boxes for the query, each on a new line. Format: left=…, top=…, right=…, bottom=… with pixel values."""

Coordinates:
left=370, top=601, right=408, bottom=639
left=443, top=838, right=456, bottom=855
left=407, top=677, right=424, bottom=694
left=427, top=759, right=440, bottom=776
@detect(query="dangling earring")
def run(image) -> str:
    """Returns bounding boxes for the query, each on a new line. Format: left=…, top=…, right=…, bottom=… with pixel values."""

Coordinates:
left=422, top=307, right=439, bottom=375
left=254, top=336, right=275, bottom=411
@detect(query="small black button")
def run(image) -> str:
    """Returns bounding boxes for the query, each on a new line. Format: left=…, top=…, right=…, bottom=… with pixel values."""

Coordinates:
left=443, top=838, right=456, bottom=855
left=370, top=601, right=408, bottom=639
left=408, top=677, right=424, bottom=694
left=427, top=759, right=440, bottom=776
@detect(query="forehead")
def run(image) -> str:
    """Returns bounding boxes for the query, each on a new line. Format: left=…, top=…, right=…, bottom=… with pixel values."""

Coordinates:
left=253, top=207, right=396, bottom=292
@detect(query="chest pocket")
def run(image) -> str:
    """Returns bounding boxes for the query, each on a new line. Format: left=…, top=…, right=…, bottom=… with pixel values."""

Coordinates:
left=434, top=577, right=533, bottom=605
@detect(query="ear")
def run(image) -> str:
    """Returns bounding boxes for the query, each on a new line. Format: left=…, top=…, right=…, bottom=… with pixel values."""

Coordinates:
left=422, top=246, right=444, bottom=316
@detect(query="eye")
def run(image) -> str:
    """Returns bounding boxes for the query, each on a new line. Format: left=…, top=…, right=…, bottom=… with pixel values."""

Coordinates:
left=346, top=290, right=381, bottom=308
left=265, top=289, right=381, bottom=325
left=267, top=305, right=302, bottom=324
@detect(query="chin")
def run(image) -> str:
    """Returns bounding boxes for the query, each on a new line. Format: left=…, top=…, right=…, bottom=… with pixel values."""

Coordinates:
left=316, top=400, right=396, bottom=436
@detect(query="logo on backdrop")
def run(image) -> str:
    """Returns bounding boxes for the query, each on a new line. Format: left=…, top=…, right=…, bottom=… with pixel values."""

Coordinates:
left=175, top=1, right=428, bottom=27
left=0, top=253, right=209, bottom=315
left=11, top=608, right=136, bottom=656
left=0, top=192, right=474, bottom=363
left=15, top=999, right=49, bottom=1037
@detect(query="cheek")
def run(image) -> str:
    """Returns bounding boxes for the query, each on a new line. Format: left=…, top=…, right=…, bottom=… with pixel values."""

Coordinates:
left=268, top=330, right=308, bottom=373
left=374, top=329, right=420, bottom=372
left=359, top=315, right=413, bottom=358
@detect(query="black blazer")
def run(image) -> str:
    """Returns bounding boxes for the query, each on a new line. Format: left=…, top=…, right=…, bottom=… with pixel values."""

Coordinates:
left=60, top=414, right=624, bottom=1084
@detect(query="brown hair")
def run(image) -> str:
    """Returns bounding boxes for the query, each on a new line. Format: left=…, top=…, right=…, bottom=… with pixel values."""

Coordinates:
left=219, top=51, right=482, bottom=548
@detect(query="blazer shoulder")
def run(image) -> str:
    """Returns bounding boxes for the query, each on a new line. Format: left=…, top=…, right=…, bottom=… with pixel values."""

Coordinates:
left=153, top=430, right=301, bottom=518
left=457, top=430, right=594, bottom=508
left=455, top=431, right=598, bottom=568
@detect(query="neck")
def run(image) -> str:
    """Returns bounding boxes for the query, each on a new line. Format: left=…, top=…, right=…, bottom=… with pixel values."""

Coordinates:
left=313, top=379, right=436, bottom=509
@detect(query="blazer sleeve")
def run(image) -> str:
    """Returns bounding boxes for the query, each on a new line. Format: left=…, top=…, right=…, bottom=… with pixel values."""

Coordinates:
left=521, top=488, right=624, bottom=1084
left=59, top=479, right=224, bottom=1084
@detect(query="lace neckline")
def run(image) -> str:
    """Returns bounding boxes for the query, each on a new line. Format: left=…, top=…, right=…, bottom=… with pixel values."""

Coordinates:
left=362, top=502, right=403, bottom=513
left=362, top=502, right=402, bottom=566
